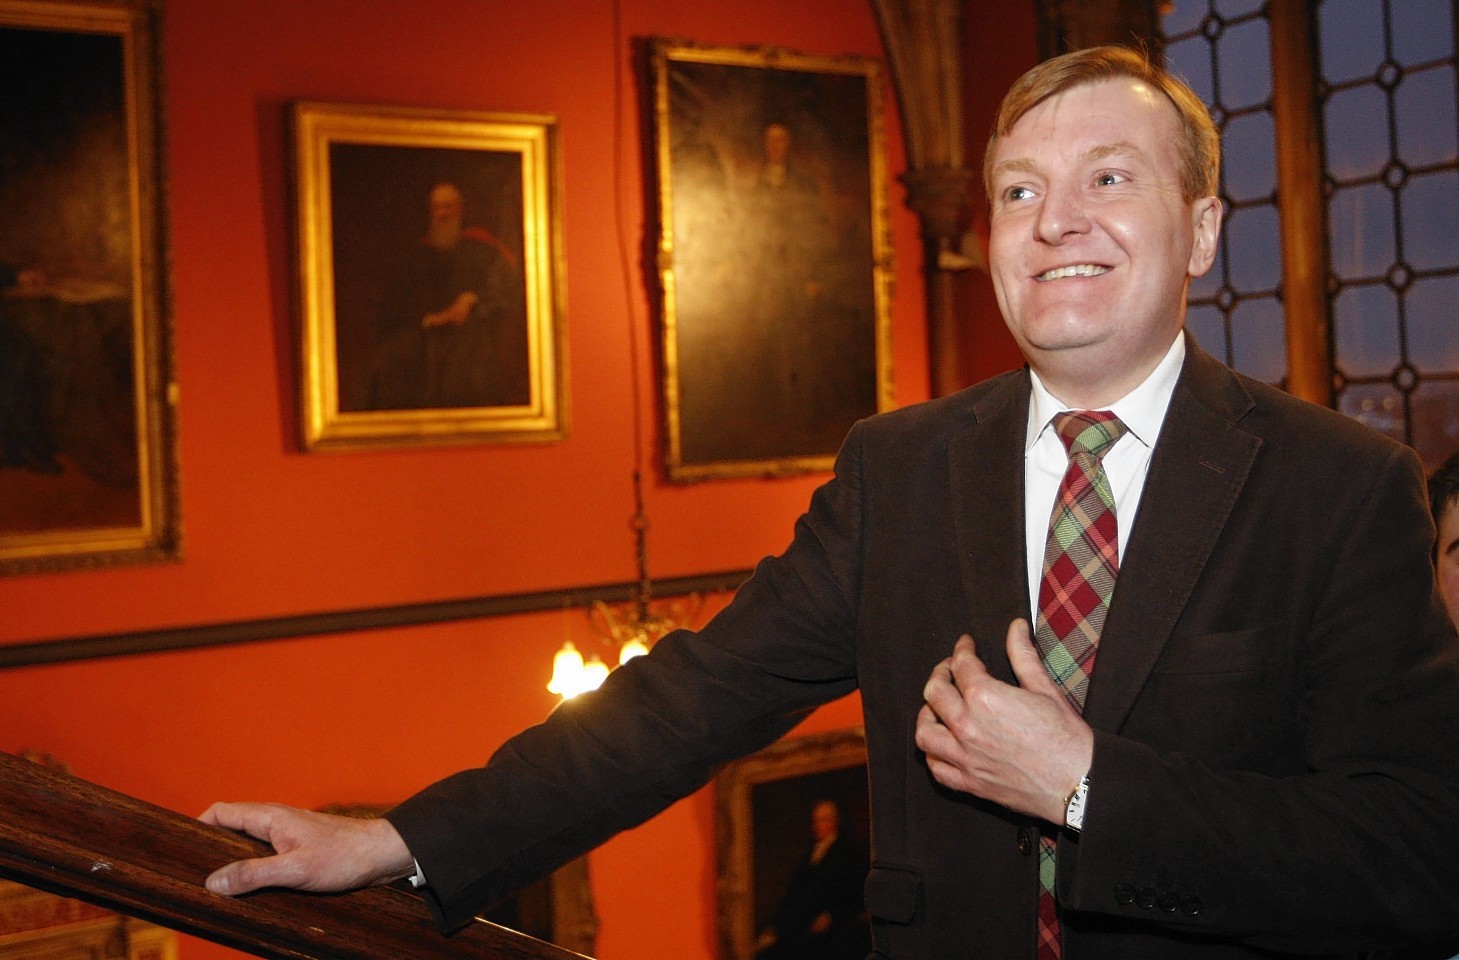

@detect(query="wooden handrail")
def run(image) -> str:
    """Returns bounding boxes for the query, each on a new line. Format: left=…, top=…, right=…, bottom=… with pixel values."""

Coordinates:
left=0, top=751, right=587, bottom=960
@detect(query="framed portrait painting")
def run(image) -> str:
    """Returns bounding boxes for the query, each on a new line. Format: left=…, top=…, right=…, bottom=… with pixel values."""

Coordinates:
left=716, top=729, right=870, bottom=960
left=0, top=0, right=180, bottom=575
left=293, top=102, right=567, bottom=450
left=650, top=39, right=894, bottom=481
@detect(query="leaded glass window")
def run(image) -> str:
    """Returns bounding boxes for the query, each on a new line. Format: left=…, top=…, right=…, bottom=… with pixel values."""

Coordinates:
left=1159, top=0, right=1459, bottom=469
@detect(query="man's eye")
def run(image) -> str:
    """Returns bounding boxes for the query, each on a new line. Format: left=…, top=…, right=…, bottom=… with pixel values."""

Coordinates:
left=1005, top=185, right=1033, bottom=202
left=1095, top=172, right=1125, bottom=186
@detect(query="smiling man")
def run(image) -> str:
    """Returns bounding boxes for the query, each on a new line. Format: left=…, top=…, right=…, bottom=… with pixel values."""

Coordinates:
left=983, top=74, right=1219, bottom=408
left=201, top=47, right=1459, bottom=960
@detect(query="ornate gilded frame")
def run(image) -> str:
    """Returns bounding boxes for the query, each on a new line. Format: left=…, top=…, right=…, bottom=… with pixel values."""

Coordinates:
left=293, top=102, right=567, bottom=450
left=649, top=39, right=894, bottom=481
left=715, top=729, right=869, bottom=960
left=0, top=0, right=180, bottom=575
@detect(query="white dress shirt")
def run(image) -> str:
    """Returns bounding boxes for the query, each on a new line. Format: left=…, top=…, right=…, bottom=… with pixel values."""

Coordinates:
left=1023, top=335, right=1186, bottom=617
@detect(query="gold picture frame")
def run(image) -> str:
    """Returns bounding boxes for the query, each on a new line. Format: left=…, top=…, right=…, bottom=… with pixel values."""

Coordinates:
left=0, top=0, right=181, bottom=575
left=650, top=39, right=894, bottom=482
left=293, top=102, right=567, bottom=450
left=715, top=729, right=870, bottom=960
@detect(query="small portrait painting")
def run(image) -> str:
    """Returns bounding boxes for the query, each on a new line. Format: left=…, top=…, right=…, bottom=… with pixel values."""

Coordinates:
left=717, top=730, right=871, bottom=960
left=294, top=103, right=565, bottom=450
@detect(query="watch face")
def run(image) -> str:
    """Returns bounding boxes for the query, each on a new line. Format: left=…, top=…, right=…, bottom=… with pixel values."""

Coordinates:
left=1065, top=777, right=1089, bottom=830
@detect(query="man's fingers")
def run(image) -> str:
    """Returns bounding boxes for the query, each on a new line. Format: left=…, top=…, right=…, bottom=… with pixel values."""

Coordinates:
left=199, top=801, right=288, bottom=844
left=948, top=634, right=985, bottom=675
left=943, top=635, right=988, bottom=689
left=923, top=652, right=975, bottom=731
left=200, top=803, right=286, bottom=896
left=927, top=633, right=1003, bottom=722
left=199, top=801, right=252, bottom=832
left=206, top=856, right=276, bottom=896
left=914, top=703, right=954, bottom=764
left=922, top=657, right=952, bottom=703
left=915, top=701, right=945, bottom=738
left=1004, top=619, right=1058, bottom=696
left=199, top=802, right=416, bottom=897
left=206, top=848, right=322, bottom=896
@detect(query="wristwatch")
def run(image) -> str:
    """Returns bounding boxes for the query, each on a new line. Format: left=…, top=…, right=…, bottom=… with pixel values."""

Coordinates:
left=1063, top=775, right=1090, bottom=832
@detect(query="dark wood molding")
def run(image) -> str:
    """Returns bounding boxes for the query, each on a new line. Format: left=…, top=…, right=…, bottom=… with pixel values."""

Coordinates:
left=0, top=569, right=753, bottom=670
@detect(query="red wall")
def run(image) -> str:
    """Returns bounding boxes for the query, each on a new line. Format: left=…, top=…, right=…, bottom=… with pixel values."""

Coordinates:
left=0, top=2, right=1038, bottom=959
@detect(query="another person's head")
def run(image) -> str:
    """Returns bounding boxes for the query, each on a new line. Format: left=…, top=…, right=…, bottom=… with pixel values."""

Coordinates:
left=427, top=182, right=465, bottom=249
left=983, top=45, right=1223, bottom=407
left=1429, top=452, right=1459, bottom=627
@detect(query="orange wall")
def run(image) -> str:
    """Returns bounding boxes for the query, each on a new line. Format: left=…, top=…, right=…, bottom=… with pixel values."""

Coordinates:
left=0, top=2, right=1038, bottom=959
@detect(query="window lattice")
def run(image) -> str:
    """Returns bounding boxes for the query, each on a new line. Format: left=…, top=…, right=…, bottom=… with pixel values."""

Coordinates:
left=1162, top=0, right=1287, bottom=385
left=1319, top=0, right=1459, bottom=468
left=1159, top=0, right=1459, bottom=470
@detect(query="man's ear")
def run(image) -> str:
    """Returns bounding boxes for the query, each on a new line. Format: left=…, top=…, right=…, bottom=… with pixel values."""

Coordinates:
left=1187, top=195, right=1223, bottom=278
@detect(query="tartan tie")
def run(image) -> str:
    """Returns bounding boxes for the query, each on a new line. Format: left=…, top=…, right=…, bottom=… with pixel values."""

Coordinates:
left=1034, top=410, right=1127, bottom=960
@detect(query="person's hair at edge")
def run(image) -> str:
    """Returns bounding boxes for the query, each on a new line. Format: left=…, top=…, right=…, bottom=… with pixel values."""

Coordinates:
left=1429, top=451, right=1459, bottom=525
left=983, top=43, right=1221, bottom=204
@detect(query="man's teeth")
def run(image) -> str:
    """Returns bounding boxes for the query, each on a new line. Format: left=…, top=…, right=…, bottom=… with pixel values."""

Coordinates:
left=1037, top=264, right=1108, bottom=280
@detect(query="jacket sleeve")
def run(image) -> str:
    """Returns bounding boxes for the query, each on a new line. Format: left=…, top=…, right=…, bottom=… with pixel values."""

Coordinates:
left=1061, top=440, right=1459, bottom=952
left=385, top=423, right=872, bottom=932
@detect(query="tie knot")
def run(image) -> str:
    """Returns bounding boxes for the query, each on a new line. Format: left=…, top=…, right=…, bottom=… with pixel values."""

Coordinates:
left=1053, top=410, right=1126, bottom=460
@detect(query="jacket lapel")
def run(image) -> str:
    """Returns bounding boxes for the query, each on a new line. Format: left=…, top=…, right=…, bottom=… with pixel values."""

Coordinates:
left=1082, top=341, right=1264, bottom=732
left=948, top=370, right=1033, bottom=686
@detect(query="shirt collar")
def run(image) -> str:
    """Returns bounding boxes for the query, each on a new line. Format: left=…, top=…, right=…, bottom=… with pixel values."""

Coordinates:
left=1024, top=333, right=1186, bottom=454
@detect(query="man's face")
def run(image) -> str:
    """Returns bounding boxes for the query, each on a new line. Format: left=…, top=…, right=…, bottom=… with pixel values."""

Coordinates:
left=429, top=186, right=464, bottom=229
left=1438, top=498, right=1459, bottom=628
left=986, top=77, right=1221, bottom=402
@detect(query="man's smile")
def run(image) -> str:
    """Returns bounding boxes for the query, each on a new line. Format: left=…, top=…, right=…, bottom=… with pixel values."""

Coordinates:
left=1035, top=263, right=1111, bottom=281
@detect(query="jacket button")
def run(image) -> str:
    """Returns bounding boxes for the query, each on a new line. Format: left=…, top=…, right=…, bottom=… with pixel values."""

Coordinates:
left=1017, top=827, right=1035, bottom=856
left=1114, top=883, right=1135, bottom=905
left=1157, top=893, right=1179, bottom=913
left=1135, top=887, right=1157, bottom=909
left=1180, top=896, right=1203, bottom=916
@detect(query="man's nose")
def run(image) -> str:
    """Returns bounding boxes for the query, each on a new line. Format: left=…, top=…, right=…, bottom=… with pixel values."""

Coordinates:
left=1034, top=183, right=1091, bottom=244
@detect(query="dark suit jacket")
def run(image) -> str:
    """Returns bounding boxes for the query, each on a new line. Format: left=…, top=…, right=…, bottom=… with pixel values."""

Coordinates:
left=389, top=340, right=1459, bottom=958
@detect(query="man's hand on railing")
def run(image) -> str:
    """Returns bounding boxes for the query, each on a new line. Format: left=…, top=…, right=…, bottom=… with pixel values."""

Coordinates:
left=199, top=802, right=415, bottom=896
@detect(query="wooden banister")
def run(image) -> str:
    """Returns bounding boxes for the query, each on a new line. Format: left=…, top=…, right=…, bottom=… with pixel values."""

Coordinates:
left=0, top=751, right=587, bottom=960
